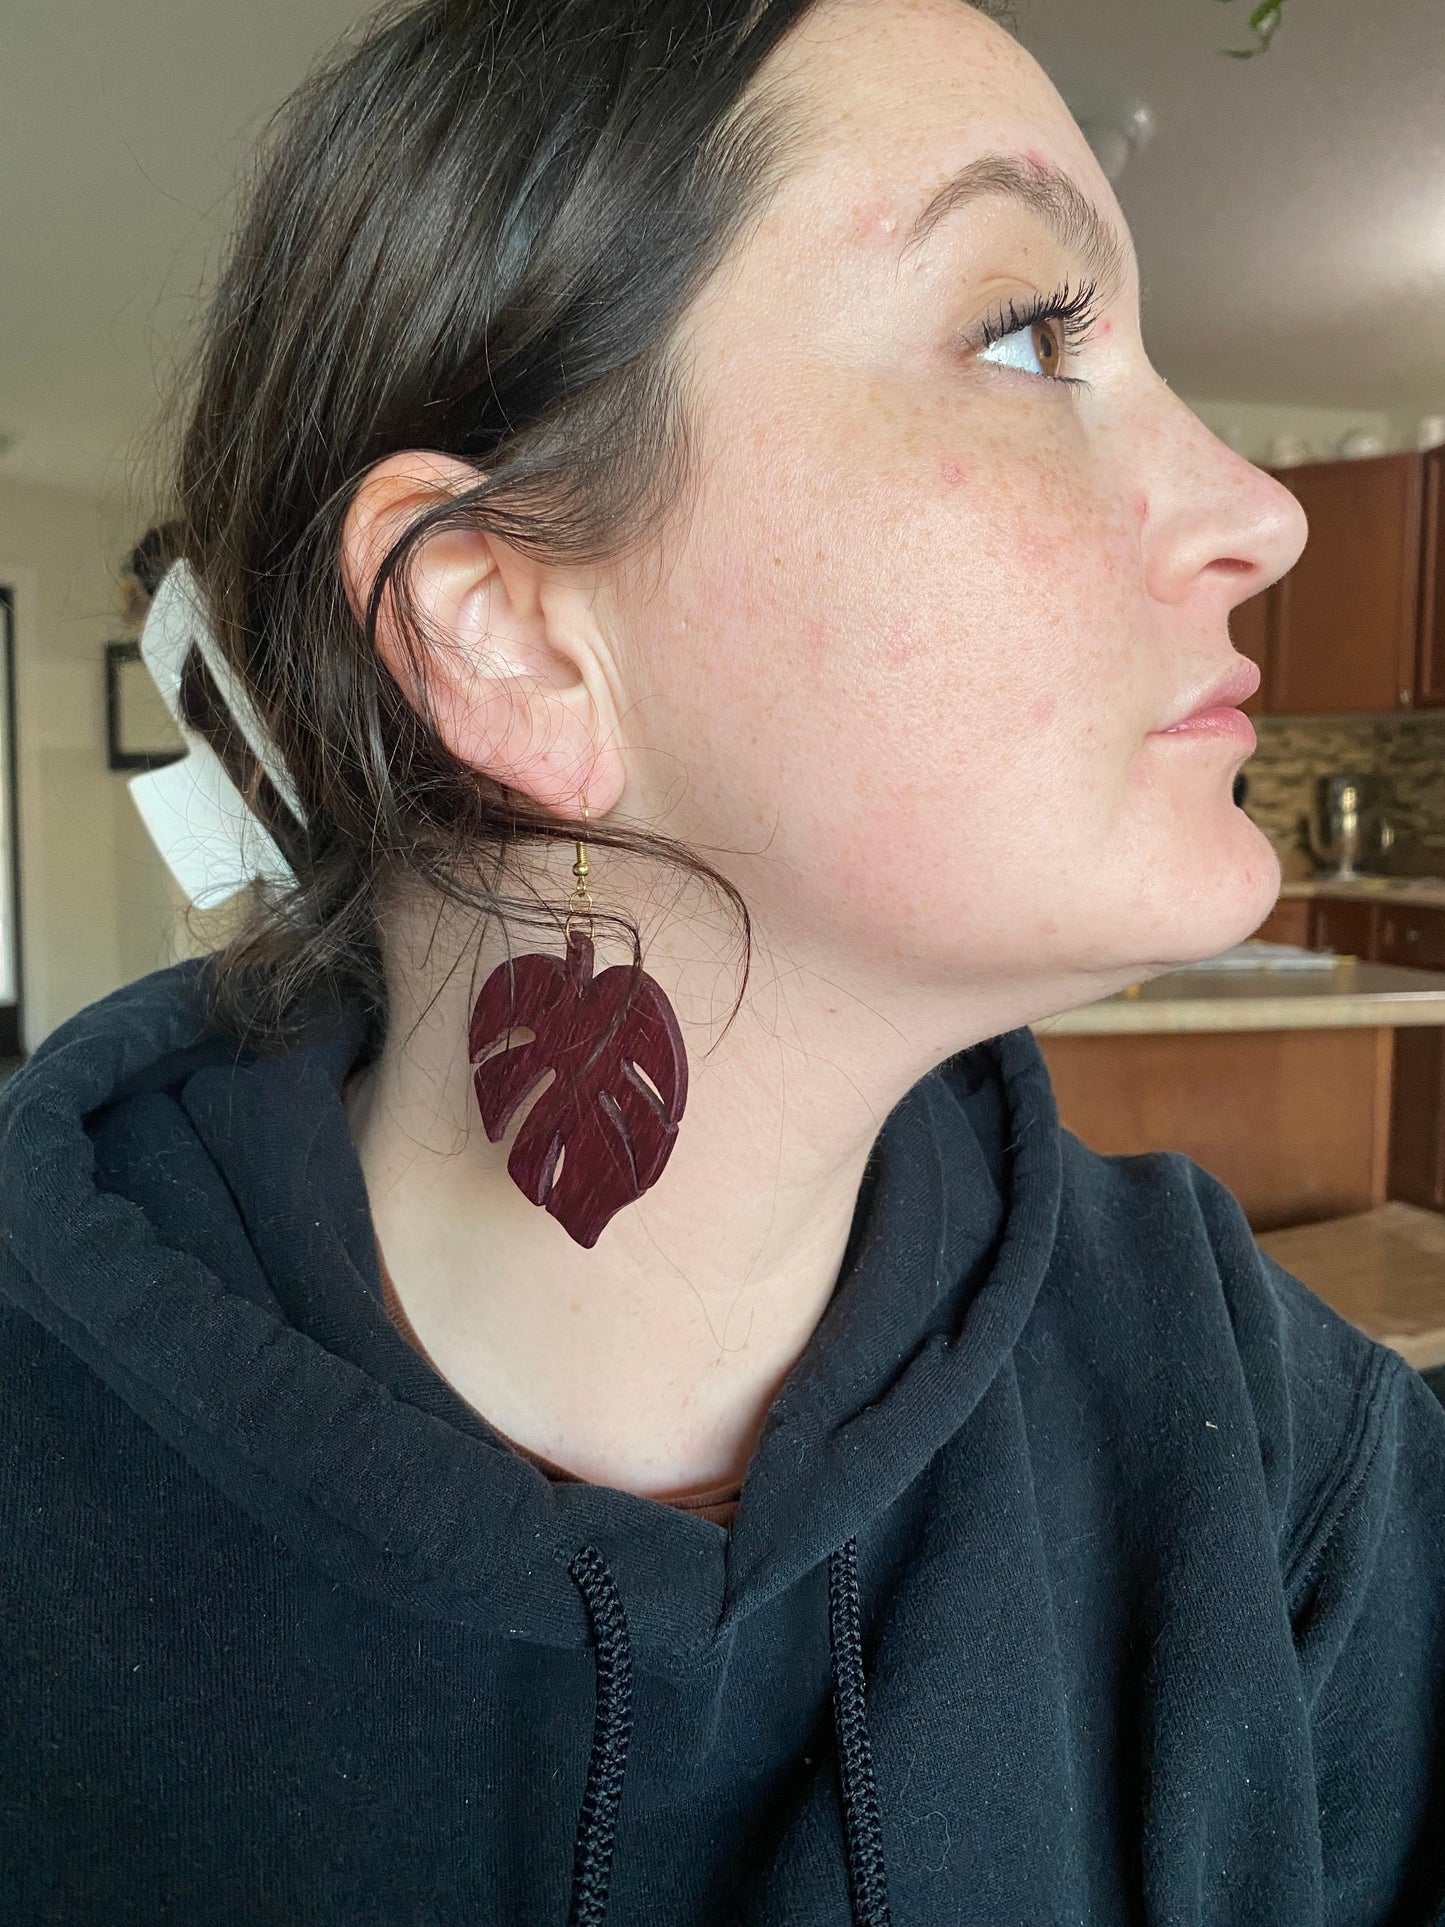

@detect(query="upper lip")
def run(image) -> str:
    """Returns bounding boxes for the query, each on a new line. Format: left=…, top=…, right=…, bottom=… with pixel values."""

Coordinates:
left=1157, top=656, right=1261, bottom=730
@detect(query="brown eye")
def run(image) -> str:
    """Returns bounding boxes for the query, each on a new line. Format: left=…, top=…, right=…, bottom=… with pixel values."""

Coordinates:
left=1031, top=319, right=1062, bottom=378
left=973, top=278, right=1103, bottom=388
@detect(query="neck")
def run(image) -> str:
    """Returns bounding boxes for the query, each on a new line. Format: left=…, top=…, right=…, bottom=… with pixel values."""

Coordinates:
left=346, top=884, right=1110, bottom=1499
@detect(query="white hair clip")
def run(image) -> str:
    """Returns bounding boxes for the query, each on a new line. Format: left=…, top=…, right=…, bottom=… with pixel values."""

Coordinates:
left=128, top=560, right=306, bottom=911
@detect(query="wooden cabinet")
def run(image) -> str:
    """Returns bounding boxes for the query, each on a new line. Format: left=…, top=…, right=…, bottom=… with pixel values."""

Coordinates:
left=1287, top=894, right=1445, bottom=1211
left=1260, top=893, right=1445, bottom=964
left=1391, top=1027, right=1445, bottom=1211
left=1243, top=447, right=1445, bottom=716
left=1307, top=896, right=1379, bottom=958
left=1253, top=897, right=1310, bottom=945
left=1267, top=454, right=1423, bottom=713
left=1417, top=448, right=1445, bottom=704
left=1062, top=890, right=1445, bottom=1225
left=1387, top=915, right=1445, bottom=1205
left=1377, top=903, right=1445, bottom=971
left=1039, top=1027, right=1393, bottom=1231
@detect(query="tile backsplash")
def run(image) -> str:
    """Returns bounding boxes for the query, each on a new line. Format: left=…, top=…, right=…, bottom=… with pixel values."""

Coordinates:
left=1243, top=713, right=1445, bottom=867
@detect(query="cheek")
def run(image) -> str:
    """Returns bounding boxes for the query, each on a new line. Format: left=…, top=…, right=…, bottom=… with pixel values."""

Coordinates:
left=833, top=455, right=1143, bottom=816
left=647, top=416, right=1147, bottom=953
left=879, top=618, right=923, bottom=669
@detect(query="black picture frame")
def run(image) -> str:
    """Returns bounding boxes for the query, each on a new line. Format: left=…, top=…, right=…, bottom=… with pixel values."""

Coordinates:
left=105, top=639, right=185, bottom=773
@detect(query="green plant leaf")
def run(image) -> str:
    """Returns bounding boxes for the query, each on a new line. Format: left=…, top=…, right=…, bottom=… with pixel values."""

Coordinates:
left=1212, top=0, right=1291, bottom=56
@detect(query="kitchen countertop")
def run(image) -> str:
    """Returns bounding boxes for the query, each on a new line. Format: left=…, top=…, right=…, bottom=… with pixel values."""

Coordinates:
left=1255, top=1203, right=1445, bottom=1372
left=1277, top=875, right=1445, bottom=907
left=1031, top=957, right=1445, bottom=1037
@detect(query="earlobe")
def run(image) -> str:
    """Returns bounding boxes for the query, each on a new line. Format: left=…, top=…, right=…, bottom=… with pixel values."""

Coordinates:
left=339, top=448, right=628, bottom=820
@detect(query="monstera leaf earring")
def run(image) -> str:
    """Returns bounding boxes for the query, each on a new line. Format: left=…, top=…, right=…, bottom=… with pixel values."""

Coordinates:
left=467, top=795, right=689, bottom=1248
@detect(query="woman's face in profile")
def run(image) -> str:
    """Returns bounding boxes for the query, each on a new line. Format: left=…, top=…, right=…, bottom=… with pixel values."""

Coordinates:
left=605, top=0, right=1308, bottom=1014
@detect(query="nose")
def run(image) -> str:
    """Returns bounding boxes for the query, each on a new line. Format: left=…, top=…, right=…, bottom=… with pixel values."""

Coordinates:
left=1137, top=391, right=1310, bottom=617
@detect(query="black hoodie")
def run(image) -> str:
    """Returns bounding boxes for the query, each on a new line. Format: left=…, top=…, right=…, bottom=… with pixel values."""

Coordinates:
left=2, top=957, right=1443, bottom=1926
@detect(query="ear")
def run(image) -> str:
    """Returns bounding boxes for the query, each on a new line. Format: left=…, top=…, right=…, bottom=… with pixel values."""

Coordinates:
left=339, top=449, right=627, bottom=818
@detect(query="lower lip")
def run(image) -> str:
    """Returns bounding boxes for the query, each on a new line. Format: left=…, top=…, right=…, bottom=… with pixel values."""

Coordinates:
left=1152, top=705, right=1257, bottom=750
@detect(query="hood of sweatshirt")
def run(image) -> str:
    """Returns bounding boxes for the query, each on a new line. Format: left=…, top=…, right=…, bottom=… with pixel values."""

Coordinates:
left=0, top=957, right=1067, bottom=1923
left=6, top=958, right=1440, bottom=1927
left=0, top=957, right=1061, bottom=1667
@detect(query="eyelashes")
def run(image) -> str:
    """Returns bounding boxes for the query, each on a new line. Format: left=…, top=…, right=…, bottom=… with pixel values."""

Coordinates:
left=968, top=275, right=1107, bottom=388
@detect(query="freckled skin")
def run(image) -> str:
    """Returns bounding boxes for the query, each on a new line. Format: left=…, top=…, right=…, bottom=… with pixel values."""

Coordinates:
left=880, top=619, right=921, bottom=667
left=802, top=615, right=830, bottom=665
left=600, top=0, right=1308, bottom=1023
left=342, top=0, right=1316, bottom=1503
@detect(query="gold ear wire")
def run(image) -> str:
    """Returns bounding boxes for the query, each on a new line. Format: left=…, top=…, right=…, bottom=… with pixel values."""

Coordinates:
left=564, top=791, right=594, bottom=944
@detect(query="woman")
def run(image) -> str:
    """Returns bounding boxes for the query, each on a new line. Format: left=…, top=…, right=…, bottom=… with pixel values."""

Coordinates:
left=3, top=0, right=1442, bottom=1920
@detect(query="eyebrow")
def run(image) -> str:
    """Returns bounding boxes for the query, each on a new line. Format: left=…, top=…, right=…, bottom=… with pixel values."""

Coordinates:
left=900, top=150, right=1136, bottom=301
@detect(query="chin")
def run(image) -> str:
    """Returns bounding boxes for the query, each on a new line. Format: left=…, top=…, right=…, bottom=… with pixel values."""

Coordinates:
left=1183, top=844, right=1282, bottom=962
left=1124, top=814, right=1283, bottom=971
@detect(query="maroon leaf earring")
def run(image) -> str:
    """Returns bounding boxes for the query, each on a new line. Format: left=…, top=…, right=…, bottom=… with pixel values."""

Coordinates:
left=467, top=794, right=689, bottom=1249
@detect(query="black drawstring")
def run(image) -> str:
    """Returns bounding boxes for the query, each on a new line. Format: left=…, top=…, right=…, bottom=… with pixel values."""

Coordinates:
left=565, top=1534, right=891, bottom=1926
left=828, top=1537, right=894, bottom=1927
left=566, top=1546, right=634, bottom=1927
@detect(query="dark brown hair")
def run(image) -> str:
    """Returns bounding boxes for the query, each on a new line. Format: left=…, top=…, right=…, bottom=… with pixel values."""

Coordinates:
left=159, top=0, right=1013, bottom=1049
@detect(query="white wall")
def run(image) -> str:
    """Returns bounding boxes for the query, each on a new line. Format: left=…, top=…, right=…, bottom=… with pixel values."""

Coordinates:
left=0, top=477, right=180, bottom=1049
left=1181, top=397, right=1425, bottom=467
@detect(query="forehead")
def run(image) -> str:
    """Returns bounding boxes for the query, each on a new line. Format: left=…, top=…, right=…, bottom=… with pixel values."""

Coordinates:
left=762, top=0, right=1122, bottom=258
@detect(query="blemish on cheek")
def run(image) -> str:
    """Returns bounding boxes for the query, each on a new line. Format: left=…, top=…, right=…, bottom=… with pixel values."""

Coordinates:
left=1132, top=489, right=1149, bottom=526
left=881, top=620, right=921, bottom=667
left=1027, top=694, right=1057, bottom=726
left=939, top=457, right=968, bottom=489
left=803, top=615, right=829, bottom=661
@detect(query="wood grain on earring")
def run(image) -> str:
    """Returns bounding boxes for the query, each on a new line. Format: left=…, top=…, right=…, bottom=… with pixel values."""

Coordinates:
left=468, top=929, right=688, bottom=1248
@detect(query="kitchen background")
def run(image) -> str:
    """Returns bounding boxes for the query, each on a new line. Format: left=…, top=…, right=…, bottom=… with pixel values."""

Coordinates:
left=0, top=0, right=1441, bottom=1046
left=2, top=1, right=1444, bottom=1374
left=1246, top=715, right=1445, bottom=870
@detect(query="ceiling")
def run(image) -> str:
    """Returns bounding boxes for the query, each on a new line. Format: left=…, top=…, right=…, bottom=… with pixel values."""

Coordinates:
left=1029, top=0, right=1445, bottom=417
left=1, top=0, right=1441, bottom=494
